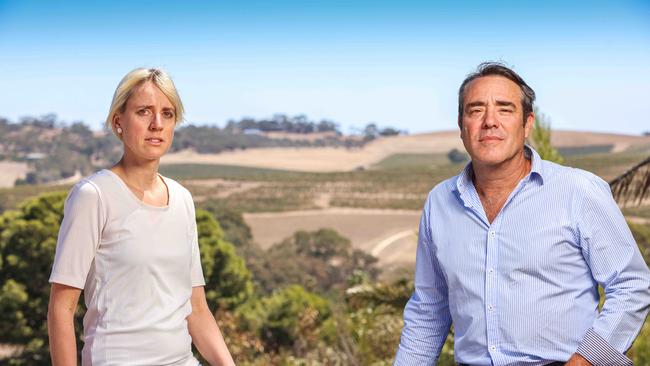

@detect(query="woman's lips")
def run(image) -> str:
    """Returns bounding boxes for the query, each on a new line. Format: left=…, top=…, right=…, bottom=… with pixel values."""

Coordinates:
left=145, top=138, right=164, bottom=145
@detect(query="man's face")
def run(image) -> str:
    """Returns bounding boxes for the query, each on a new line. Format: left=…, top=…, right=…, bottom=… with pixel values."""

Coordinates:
left=460, top=75, right=533, bottom=168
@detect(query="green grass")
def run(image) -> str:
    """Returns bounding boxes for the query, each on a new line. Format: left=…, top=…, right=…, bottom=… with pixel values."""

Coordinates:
left=565, top=151, right=649, bottom=180
left=372, top=153, right=451, bottom=170
left=557, top=144, right=613, bottom=157
left=0, top=184, right=71, bottom=213
left=159, top=164, right=303, bottom=181
left=623, top=205, right=650, bottom=220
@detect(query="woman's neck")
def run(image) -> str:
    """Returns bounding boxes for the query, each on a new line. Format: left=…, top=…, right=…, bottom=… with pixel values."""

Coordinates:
left=111, top=153, right=161, bottom=192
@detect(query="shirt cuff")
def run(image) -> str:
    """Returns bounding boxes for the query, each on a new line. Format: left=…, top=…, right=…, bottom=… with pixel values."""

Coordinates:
left=575, top=328, right=632, bottom=366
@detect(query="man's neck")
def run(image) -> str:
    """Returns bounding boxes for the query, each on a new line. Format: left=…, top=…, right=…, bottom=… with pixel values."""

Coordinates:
left=472, top=150, right=531, bottom=196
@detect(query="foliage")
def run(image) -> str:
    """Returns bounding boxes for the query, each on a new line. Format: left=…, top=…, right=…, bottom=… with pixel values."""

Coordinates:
left=361, top=123, right=405, bottom=140
left=610, top=155, right=650, bottom=205
left=225, top=114, right=339, bottom=134
left=530, top=109, right=564, bottom=164
left=0, top=192, right=253, bottom=364
left=195, top=209, right=255, bottom=310
left=238, top=285, right=330, bottom=352
left=447, top=148, right=469, bottom=164
left=0, top=192, right=72, bottom=364
left=200, top=201, right=254, bottom=249
left=253, top=229, right=379, bottom=294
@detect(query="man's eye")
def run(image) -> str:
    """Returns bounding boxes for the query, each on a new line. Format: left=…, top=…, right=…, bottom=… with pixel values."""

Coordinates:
left=500, top=109, right=513, bottom=113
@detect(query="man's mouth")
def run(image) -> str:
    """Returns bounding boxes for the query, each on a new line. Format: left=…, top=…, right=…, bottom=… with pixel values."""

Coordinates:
left=479, top=136, right=503, bottom=142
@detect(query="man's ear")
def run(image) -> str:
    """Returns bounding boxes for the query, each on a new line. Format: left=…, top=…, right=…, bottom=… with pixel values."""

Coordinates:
left=524, top=112, right=535, bottom=139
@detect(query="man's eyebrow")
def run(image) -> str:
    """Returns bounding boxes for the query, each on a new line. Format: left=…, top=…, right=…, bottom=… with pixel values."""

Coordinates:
left=495, top=100, right=516, bottom=108
left=465, top=101, right=486, bottom=109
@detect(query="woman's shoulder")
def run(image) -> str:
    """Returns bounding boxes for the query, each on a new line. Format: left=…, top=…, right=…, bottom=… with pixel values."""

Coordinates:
left=65, top=171, right=110, bottom=211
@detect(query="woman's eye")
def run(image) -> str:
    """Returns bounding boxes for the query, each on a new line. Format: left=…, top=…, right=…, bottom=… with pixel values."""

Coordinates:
left=163, top=111, right=175, bottom=119
left=137, top=109, right=150, bottom=115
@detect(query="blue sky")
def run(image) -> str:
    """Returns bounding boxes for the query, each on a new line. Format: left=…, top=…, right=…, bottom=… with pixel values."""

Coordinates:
left=1, top=0, right=649, bottom=134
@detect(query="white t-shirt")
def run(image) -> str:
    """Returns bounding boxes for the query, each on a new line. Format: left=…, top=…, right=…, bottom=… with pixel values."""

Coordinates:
left=50, top=169, right=205, bottom=366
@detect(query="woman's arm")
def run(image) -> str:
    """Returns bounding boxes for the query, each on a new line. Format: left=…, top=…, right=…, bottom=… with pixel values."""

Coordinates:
left=48, top=283, right=82, bottom=366
left=188, top=286, right=235, bottom=366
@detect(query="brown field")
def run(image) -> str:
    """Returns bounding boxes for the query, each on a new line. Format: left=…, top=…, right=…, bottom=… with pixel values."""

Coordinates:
left=0, top=162, right=28, bottom=188
left=243, top=208, right=419, bottom=267
left=161, top=131, right=464, bottom=172
left=162, top=130, right=650, bottom=172
left=551, top=130, right=650, bottom=152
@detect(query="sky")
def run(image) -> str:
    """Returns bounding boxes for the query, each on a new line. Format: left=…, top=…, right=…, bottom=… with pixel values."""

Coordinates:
left=0, top=0, right=649, bottom=135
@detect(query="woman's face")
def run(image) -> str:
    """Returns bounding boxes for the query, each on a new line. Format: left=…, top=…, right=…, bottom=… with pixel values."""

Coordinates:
left=113, top=81, right=176, bottom=162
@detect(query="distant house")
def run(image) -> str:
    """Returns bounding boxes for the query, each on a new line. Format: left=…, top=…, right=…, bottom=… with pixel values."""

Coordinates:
left=26, top=152, right=47, bottom=161
left=242, top=128, right=263, bottom=135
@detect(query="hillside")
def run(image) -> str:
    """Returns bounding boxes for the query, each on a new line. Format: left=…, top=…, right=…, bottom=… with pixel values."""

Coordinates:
left=162, top=130, right=650, bottom=172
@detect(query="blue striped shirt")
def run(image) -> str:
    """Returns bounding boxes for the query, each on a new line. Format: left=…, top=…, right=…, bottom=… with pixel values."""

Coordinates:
left=394, top=146, right=650, bottom=366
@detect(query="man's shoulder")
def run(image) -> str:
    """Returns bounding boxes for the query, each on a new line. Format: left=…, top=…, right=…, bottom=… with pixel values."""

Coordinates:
left=424, top=174, right=461, bottom=202
left=541, top=159, right=610, bottom=193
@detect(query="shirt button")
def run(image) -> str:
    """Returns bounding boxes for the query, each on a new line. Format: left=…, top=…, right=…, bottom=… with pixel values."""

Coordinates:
left=490, top=231, right=496, bottom=237
left=488, top=268, right=495, bottom=274
left=490, top=345, right=497, bottom=351
left=488, top=305, right=494, bottom=311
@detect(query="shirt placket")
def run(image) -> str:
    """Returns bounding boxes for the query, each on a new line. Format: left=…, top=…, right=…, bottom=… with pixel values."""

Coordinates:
left=486, top=218, right=503, bottom=365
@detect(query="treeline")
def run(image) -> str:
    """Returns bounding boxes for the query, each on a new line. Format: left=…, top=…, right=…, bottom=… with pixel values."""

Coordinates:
left=0, top=115, right=122, bottom=184
left=0, top=114, right=402, bottom=185
left=224, top=114, right=339, bottom=134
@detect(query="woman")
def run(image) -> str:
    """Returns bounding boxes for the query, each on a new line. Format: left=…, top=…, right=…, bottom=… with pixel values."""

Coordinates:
left=47, top=68, right=236, bottom=366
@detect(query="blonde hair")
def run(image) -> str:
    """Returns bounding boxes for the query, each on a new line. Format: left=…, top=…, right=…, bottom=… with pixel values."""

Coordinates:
left=105, top=67, right=184, bottom=135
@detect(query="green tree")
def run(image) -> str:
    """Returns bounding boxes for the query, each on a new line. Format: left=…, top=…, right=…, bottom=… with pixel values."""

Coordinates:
left=255, top=229, right=378, bottom=294
left=0, top=192, right=254, bottom=364
left=195, top=209, right=255, bottom=310
left=530, top=109, right=564, bottom=164
left=0, top=192, right=69, bottom=364
left=447, top=148, right=469, bottom=164
left=239, top=285, right=330, bottom=352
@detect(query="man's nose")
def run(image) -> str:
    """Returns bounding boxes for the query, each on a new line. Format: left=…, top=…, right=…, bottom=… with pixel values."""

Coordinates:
left=482, top=107, right=498, bottom=128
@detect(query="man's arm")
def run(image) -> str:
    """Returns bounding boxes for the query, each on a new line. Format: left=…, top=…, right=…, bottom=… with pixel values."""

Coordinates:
left=574, top=176, right=650, bottom=365
left=187, top=286, right=236, bottom=366
left=394, top=201, right=452, bottom=365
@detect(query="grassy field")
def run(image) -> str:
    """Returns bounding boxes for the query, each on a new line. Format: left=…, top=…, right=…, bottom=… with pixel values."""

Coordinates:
left=565, top=150, right=650, bottom=181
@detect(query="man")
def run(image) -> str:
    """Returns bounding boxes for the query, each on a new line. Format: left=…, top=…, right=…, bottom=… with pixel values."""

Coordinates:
left=394, top=62, right=650, bottom=366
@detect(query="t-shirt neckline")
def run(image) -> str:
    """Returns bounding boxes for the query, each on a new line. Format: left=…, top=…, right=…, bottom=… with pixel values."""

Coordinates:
left=102, top=169, right=172, bottom=210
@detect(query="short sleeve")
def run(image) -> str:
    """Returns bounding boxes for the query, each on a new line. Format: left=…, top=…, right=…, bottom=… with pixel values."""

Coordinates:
left=49, top=181, right=104, bottom=289
left=188, top=195, right=206, bottom=287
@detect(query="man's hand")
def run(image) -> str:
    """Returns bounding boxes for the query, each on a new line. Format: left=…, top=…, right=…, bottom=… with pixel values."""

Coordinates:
left=565, top=353, right=593, bottom=366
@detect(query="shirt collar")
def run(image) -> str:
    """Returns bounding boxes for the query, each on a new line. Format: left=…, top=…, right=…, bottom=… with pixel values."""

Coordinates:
left=454, top=144, right=545, bottom=194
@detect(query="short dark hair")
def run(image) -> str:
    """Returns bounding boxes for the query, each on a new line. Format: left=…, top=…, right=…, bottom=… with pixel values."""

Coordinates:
left=457, top=62, right=535, bottom=127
